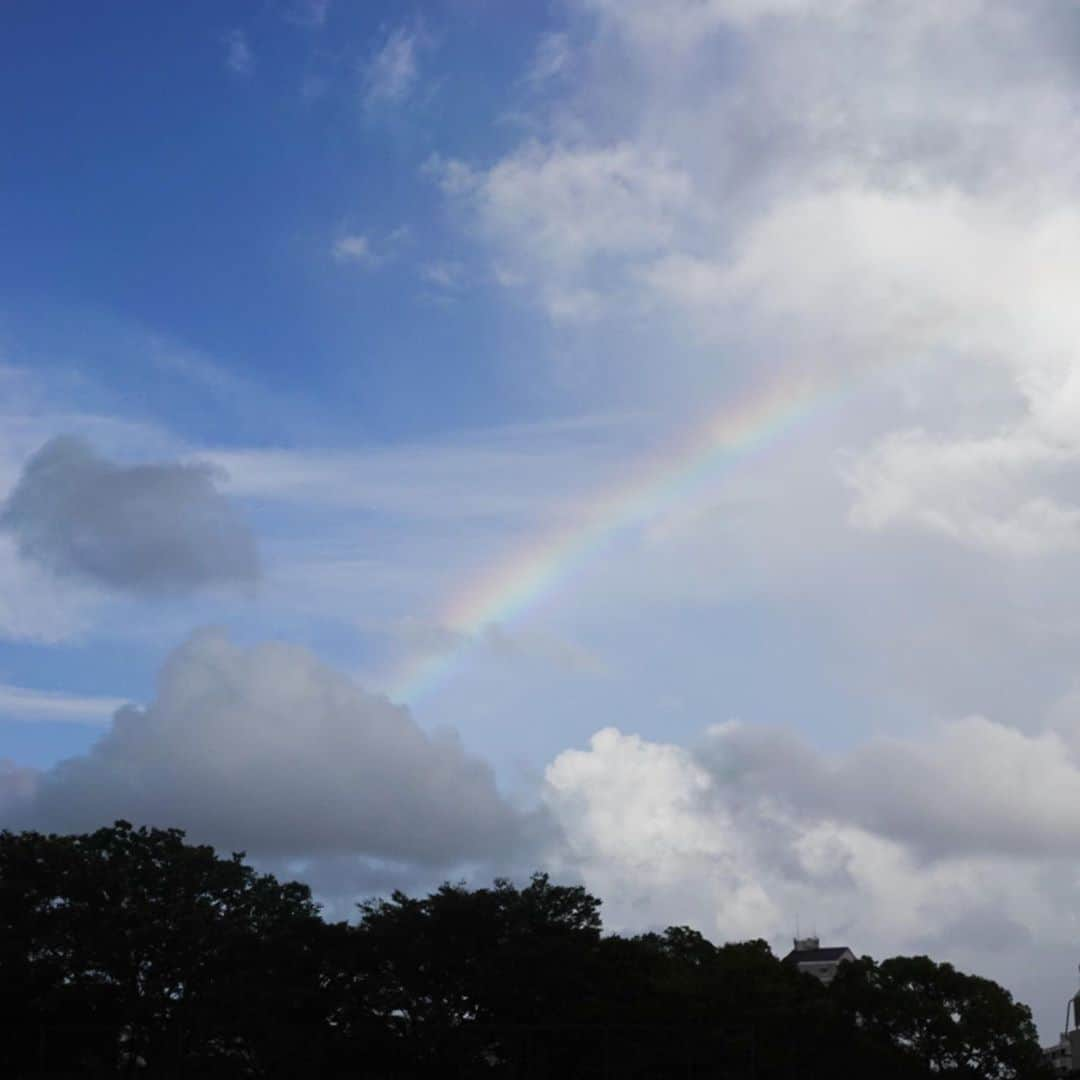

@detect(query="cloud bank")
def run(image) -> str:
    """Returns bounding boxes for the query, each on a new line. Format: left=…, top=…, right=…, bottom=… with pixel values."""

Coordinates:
left=542, top=715, right=1080, bottom=965
left=8, top=629, right=523, bottom=864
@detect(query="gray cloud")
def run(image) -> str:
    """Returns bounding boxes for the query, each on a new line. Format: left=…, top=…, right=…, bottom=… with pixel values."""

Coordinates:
left=1, top=436, right=258, bottom=593
left=695, top=718, right=1080, bottom=862
left=914, top=907, right=1034, bottom=956
left=15, top=629, right=524, bottom=864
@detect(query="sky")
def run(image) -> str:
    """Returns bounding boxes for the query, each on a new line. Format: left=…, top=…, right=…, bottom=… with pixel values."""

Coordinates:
left=4, top=0, right=1080, bottom=1041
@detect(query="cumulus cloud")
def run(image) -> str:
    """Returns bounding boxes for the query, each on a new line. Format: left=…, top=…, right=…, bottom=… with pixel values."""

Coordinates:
left=431, top=141, right=697, bottom=321
left=846, top=428, right=1080, bottom=557
left=434, top=0, right=1080, bottom=545
left=0, top=436, right=258, bottom=594
left=541, top=717, right=1080, bottom=1035
left=550, top=715, right=1080, bottom=890
left=693, top=718, right=1080, bottom=861
left=14, top=629, right=523, bottom=863
left=544, top=728, right=780, bottom=941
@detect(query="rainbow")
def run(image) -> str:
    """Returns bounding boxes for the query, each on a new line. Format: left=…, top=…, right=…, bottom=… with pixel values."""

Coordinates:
left=389, top=370, right=846, bottom=703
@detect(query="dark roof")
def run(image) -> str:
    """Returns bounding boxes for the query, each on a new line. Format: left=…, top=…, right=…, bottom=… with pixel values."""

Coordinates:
left=783, top=947, right=852, bottom=964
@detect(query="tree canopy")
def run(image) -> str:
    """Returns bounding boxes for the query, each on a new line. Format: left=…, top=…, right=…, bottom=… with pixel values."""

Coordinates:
left=831, top=954, right=1049, bottom=1079
left=0, top=821, right=1053, bottom=1078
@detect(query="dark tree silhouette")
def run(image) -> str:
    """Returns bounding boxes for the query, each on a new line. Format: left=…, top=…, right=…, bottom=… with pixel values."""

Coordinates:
left=0, top=822, right=1054, bottom=1078
left=0, top=821, right=337, bottom=1075
left=831, top=954, right=1052, bottom=1079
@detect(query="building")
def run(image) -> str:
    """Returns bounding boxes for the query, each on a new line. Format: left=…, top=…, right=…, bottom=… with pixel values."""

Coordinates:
left=1044, top=1035, right=1074, bottom=1078
left=1043, top=977, right=1080, bottom=1078
left=782, top=936, right=855, bottom=984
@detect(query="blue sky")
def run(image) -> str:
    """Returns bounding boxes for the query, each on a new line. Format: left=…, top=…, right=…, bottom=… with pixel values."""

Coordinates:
left=3, top=1, right=556, bottom=443
left=2, top=0, right=876, bottom=771
left=8, top=0, right=1080, bottom=1038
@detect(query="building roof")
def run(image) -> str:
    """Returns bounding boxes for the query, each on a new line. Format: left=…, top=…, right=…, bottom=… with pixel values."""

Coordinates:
left=783, top=946, right=853, bottom=964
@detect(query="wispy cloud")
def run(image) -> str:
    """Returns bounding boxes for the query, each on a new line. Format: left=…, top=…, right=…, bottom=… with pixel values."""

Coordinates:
left=363, top=23, right=427, bottom=109
left=223, top=28, right=253, bottom=77
left=202, top=412, right=646, bottom=519
left=420, top=260, right=466, bottom=290
left=332, top=227, right=413, bottom=268
left=331, top=233, right=377, bottom=265
left=0, top=683, right=125, bottom=724
left=525, top=31, right=571, bottom=86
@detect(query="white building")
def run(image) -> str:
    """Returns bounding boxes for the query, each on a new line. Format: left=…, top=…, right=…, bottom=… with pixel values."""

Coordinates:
left=782, top=936, right=855, bottom=984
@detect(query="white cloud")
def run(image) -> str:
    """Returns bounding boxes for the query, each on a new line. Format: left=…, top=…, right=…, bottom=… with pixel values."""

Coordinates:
left=332, top=228, right=414, bottom=267
left=433, top=0, right=1080, bottom=548
left=542, top=716, right=1080, bottom=1034
left=846, top=428, right=1080, bottom=557
left=332, top=233, right=376, bottom=264
left=582, top=0, right=876, bottom=41
left=363, top=25, right=423, bottom=109
left=432, top=141, right=697, bottom=320
left=545, top=727, right=779, bottom=939
left=148, top=337, right=264, bottom=402
left=202, top=414, right=641, bottom=519
left=0, top=683, right=125, bottom=724
left=525, top=32, right=571, bottom=86
left=223, top=29, right=253, bottom=77
left=420, top=260, right=465, bottom=290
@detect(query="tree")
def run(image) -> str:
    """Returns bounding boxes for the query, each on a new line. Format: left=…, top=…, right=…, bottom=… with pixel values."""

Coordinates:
left=0, top=820, right=336, bottom=1076
left=831, top=954, right=1053, bottom=1080
left=344, top=873, right=606, bottom=1073
left=0, top=822, right=1054, bottom=1079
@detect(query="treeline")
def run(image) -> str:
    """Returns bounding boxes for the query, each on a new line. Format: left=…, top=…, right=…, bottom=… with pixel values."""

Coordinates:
left=0, top=822, right=1050, bottom=1078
